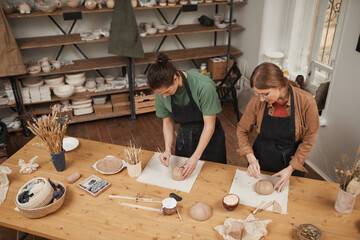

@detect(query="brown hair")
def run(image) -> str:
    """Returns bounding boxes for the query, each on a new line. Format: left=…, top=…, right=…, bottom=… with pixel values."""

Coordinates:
left=250, top=62, right=287, bottom=89
left=147, top=53, right=179, bottom=90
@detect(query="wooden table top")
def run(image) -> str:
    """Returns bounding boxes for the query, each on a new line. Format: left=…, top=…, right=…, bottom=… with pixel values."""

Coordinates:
left=0, top=137, right=359, bottom=240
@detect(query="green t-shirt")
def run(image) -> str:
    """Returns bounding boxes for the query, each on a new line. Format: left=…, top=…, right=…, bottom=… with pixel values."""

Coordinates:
left=155, top=71, right=222, bottom=118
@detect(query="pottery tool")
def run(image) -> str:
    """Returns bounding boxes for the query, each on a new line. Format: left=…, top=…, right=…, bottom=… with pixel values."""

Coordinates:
left=157, top=147, right=170, bottom=169
left=136, top=152, right=204, bottom=193
left=256, top=201, right=274, bottom=214
left=118, top=202, right=161, bottom=212
left=109, top=195, right=162, bottom=203
left=229, top=169, right=289, bottom=214
left=252, top=200, right=265, bottom=215
left=176, top=209, right=182, bottom=221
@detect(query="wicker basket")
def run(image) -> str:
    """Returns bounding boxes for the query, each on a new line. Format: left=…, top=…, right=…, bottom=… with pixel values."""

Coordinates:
left=15, top=179, right=66, bottom=219
left=15, top=177, right=53, bottom=210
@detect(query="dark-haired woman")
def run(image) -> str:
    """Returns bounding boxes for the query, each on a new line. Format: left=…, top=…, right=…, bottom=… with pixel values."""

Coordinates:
left=147, top=54, right=226, bottom=179
left=237, top=62, right=319, bottom=192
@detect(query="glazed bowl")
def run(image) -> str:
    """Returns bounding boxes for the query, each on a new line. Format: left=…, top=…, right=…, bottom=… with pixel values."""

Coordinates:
left=54, top=85, right=75, bottom=98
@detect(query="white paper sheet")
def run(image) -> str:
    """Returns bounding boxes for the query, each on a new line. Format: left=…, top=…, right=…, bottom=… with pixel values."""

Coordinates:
left=136, top=153, right=204, bottom=193
left=229, top=169, right=289, bottom=214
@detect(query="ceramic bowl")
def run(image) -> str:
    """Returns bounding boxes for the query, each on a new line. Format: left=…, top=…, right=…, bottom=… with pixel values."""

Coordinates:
left=46, top=82, right=65, bottom=91
left=92, top=95, right=107, bottom=105
left=54, top=85, right=75, bottom=98
left=146, top=27, right=157, bottom=35
left=44, top=75, right=64, bottom=85
left=65, top=72, right=85, bottom=79
left=22, top=77, right=44, bottom=87
left=216, top=23, right=227, bottom=29
left=66, top=0, right=81, bottom=8
left=65, top=77, right=86, bottom=87
left=27, top=65, right=41, bottom=75
left=104, top=75, right=115, bottom=81
left=85, top=80, right=96, bottom=88
left=95, top=77, right=105, bottom=84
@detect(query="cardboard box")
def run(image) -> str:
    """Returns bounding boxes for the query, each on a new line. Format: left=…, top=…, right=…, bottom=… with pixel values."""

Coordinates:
left=94, top=101, right=113, bottom=115
left=135, top=90, right=155, bottom=114
left=61, top=110, right=73, bottom=118
left=207, top=58, right=234, bottom=80
left=111, top=93, right=129, bottom=105
left=113, top=101, right=130, bottom=112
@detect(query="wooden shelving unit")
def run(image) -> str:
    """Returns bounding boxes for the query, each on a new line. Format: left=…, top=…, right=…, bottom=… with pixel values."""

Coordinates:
left=0, top=104, right=16, bottom=109
left=8, top=1, right=245, bottom=123
left=17, top=24, right=244, bottom=49
left=6, top=2, right=246, bottom=18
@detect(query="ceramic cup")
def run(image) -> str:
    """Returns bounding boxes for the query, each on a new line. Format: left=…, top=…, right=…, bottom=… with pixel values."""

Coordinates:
left=38, top=57, right=50, bottom=67
left=52, top=61, right=64, bottom=69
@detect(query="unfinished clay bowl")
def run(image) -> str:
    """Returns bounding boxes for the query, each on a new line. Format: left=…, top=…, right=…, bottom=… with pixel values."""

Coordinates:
left=66, top=0, right=81, bottom=8
left=54, top=84, right=75, bottom=98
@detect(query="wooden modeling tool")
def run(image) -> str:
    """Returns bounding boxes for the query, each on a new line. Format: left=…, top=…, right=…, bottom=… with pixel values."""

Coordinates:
left=118, top=202, right=161, bottom=212
left=109, top=195, right=162, bottom=203
left=252, top=201, right=265, bottom=215
left=176, top=209, right=182, bottom=221
left=257, top=200, right=274, bottom=214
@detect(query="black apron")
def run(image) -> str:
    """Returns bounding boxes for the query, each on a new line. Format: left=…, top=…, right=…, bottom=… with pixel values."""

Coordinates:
left=171, top=72, right=227, bottom=164
left=253, top=85, right=304, bottom=177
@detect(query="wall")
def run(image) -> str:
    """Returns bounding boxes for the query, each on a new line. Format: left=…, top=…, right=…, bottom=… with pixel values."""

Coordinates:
left=306, top=0, right=360, bottom=181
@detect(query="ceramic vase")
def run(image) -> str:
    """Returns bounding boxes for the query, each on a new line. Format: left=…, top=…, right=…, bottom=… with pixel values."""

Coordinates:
left=334, top=188, right=356, bottom=214
left=131, top=0, right=137, bottom=8
left=50, top=150, right=66, bottom=172
left=127, top=161, right=141, bottom=178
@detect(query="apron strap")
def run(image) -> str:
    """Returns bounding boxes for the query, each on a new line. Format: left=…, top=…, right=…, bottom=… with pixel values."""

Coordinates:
left=178, top=71, right=198, bottom=108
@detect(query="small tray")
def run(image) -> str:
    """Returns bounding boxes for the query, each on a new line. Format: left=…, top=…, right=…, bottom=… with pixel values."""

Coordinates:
left=92, top=155, right=127, bottom=175
left=78, top=175, right=110, bottom=197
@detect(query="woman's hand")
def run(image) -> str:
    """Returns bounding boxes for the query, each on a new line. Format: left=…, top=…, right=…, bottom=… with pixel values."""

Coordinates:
left=179, top=157, right=198, bottom=180
left=159, top=151, right=171, bottom=167
left=246, top=153, right=260, bottom=178
left=272, top=165, right=295, bottom=192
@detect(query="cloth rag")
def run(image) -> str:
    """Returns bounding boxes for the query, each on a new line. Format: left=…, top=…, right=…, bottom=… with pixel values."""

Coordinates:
left=0, top=166, right=12, bottom=205
left=215, top=214, right=272, bottom=240
left=18, top=156, right=39, bottom=174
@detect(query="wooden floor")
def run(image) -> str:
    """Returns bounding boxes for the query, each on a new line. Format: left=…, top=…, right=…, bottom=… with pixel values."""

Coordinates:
left=0, top=104, right=323, bottom=240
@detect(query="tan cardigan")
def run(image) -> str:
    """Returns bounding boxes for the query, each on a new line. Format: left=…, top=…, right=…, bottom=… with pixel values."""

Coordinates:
left=237, top=83, right=320, bottom=172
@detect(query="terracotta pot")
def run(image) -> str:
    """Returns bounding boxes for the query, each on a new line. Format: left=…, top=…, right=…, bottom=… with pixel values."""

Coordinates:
left=106, top=0, right=115, bottom=8
left=334, top=188, right=356, bottom=214
left=127, top=161, right=141, bottom=178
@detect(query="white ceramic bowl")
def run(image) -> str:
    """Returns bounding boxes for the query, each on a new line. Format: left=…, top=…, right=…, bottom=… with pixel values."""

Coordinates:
left=92, top=95, right=107, bottom=105
left=46, top=82, right=65, bottom=91
left=44, top=75, right=64, bottom=85
left=65, top=77, right=86, bottom=86
left=85, top=80, right=96, bottom=88
left=22, top=77, right=44, bottom=87
left=146, top=27, right=157, bottom=35
left=216, top=23, right=227, bottom=29
left=65, top=72, right=85, bottom=79
left=54, top=85, right=75, bottom=98
left=105, top=75, right=115, bottom=81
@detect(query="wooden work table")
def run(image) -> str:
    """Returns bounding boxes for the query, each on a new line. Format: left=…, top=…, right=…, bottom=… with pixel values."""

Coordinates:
left=0, top=137, right=359, bottom=239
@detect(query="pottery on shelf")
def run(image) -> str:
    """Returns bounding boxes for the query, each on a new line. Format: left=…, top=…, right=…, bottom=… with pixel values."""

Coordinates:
left=19, top=3, right=31, bottom=14
left=106, top=0, right=115, bottom=8
left=131, top=0, right=137, bottom=8
left=53, top=0, right=63, bottom=8
left=85, top=0, right=97, bottom=10
left=54, top=85, right=75, bottom=98
left=66, top=0, right=81, bottom=8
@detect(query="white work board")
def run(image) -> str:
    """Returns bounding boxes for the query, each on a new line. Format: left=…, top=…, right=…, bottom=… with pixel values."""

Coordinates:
left=229, top=169, right=289, bottom=214
left=136, top=152, right=204, bottom=193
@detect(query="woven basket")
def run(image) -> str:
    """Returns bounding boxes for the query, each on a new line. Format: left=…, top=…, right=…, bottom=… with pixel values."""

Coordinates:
left=15, top=177, right=53, bottom=210
left=15, top=179, right=66, bottom=219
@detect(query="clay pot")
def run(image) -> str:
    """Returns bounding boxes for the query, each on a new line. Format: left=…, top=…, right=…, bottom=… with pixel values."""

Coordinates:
left=106, top=0, right=115, bottom=8
left=53, top=0, right=63, bottom=8
left=19, top=3, right=31, bottom=14
left=131, top=0, right=137, bottom=8
left=85, top=0, right=97, bottom=10
left=127, top=161, right=141, bottom=178
left=222, top=193, right=240, bottom=211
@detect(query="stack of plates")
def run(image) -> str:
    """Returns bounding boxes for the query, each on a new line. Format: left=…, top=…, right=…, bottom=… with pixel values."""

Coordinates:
left=72, top=98, right=93, bottom=116
left=44, top=75, right=65, bottom=91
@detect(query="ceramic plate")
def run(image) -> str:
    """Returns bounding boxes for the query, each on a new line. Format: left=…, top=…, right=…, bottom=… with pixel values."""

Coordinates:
left=92, top=155, right=127, bottom=175
left=63, top=137, right=79, bottom=152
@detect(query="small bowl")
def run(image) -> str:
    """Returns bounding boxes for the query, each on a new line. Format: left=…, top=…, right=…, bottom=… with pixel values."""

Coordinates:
left=146, top=27, right=157, bottom=35
left=92, top=95, right=107, bottom=105
left=66, top=0, right=81, bottom=8
left=85, top=80, right=96, bottom=88
left=44, top=75, right=64, bottom=85
left=65, top=77, right=86, bottom=87
left=297, top=224, right=322, bottom=240
left=216, top=23, right=227, bottom=29
left=65, top=72, right=85, bottom=79
left=222, top=193, right=239, bottom=211
left=27, top=65, right=41, bottom=75
left=162, top=198, right=177, bottom=215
